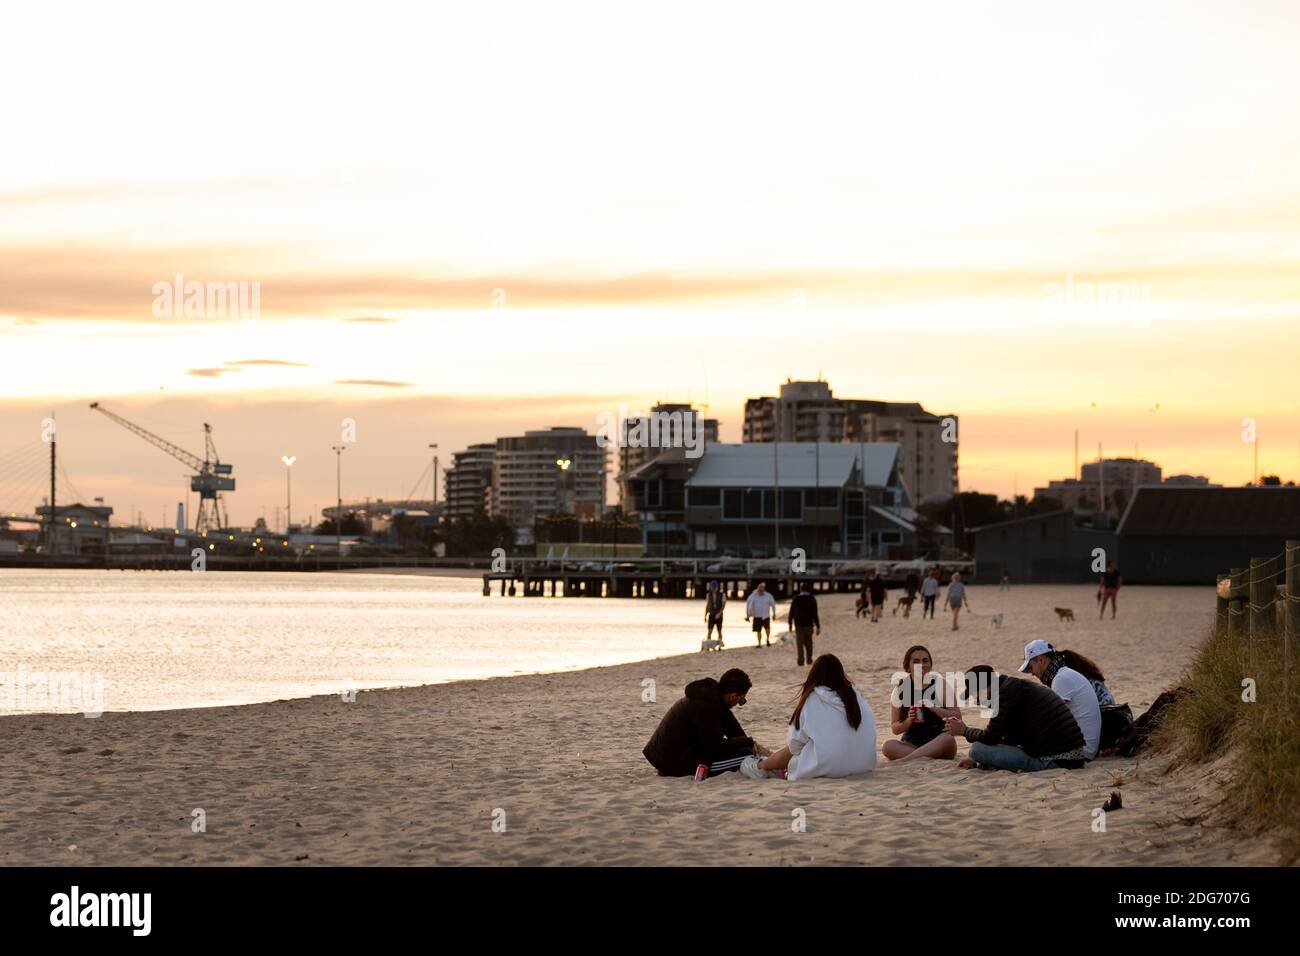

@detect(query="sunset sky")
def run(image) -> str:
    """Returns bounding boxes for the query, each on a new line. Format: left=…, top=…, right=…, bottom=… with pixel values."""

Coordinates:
left=2, top=1, right=1298, bottom=527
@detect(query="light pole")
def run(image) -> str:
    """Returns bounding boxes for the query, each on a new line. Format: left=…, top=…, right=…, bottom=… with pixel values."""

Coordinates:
left=556, top=457, right=572, bottom=559
left=428, top=443, right=439, bottom=515
left=331, top=445, right=345, bottom=558
left=281, top=456, right=296, bottom=534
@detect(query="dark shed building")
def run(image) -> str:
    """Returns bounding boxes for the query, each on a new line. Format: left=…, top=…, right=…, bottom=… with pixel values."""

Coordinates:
left=969, top=510, right=1117, bottom=584
left=1116, top=486, right=1300, bottom=584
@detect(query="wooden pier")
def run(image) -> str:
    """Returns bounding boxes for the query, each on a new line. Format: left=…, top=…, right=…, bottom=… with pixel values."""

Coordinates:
left=481, top=558, right=976, bottom=600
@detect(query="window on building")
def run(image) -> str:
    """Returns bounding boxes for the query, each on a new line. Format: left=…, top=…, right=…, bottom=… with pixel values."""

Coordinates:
left=782, top=489, right=802, bottom=519
left=691, top=487, right=720, bottom=507
left=723, top=489, right=744, bottom=519
left=805, top=488, right=838, bottom=509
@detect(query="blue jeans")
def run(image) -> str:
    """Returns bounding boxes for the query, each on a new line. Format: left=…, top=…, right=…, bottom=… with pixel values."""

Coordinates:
left=969, top=742, right=1059, bottom=772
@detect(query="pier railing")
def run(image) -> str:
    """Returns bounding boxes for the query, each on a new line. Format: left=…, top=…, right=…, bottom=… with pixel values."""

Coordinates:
left=480, top=556, right=976, bottom=599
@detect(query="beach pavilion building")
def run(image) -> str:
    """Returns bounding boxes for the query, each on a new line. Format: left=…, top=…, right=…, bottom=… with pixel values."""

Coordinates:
left=620, top=442, right=927, bottom=558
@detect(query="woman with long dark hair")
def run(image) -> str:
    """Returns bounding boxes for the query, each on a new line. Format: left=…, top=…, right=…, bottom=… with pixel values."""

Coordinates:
left=741, top=654, right=877, bottom=780
left=1055, top=649, right=1115, bottom=706
left=882, top=644, right=959, bottom=762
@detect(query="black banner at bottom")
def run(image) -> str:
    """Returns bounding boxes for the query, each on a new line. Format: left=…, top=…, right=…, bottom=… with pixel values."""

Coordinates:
left=0, top=865, right=1283, bottom=941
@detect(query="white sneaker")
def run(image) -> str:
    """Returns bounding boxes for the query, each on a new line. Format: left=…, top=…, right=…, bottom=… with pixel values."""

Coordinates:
left=740, top=755, right=772, bottom=779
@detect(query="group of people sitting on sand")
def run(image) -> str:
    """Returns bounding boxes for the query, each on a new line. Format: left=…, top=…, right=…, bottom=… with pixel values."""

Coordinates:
left=642, top=639, right=1115, bottom=780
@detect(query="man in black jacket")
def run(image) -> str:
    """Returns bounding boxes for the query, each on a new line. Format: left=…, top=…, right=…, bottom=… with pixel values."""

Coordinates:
left=643, top=669, right=755, bottom=777
left=944, top=665, right=1086, bottom=771
left=786, top=583, right=820, bottom=667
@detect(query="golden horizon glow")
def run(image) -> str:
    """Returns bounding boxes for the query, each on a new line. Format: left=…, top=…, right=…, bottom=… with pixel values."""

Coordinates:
left=2, top=1, right=1298, bottom=522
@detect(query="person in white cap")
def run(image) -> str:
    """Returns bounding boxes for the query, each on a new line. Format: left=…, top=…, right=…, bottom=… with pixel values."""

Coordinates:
left=1019, top=640, right=1102, bottom=760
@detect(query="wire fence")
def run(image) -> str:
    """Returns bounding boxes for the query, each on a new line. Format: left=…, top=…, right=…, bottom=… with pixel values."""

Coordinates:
left=1214, top=541, right=1299, bottom=687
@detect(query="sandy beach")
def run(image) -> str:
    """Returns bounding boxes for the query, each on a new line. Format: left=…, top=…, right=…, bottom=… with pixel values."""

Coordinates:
left=0, top=584, right=1276, bottom=866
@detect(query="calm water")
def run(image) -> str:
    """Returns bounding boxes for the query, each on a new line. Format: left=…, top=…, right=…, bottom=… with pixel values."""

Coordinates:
left=0, top=570, right=707, bottom=714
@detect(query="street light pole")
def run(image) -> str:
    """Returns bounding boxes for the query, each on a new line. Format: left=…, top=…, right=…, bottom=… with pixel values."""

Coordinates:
left=428, top=443, right=439, bottom=515
left=281, top=456, right=296, bottom=534
left=331, top=446, right=345, bottom=559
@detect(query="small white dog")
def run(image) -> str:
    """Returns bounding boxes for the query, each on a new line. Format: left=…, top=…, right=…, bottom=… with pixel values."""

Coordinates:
left=990, top=613, right=1004, bottom=630
left=700, top=639, right=722, bottom=653
left=775, top=631, right=795, bottom=647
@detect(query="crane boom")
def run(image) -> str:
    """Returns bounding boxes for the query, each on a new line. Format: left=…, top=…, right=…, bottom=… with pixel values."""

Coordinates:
left=89, top=402, right=208, bottom=472
left=89, top=402, right=235, bottom=532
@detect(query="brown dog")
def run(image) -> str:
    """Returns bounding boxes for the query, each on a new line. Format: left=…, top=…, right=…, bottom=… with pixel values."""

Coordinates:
left=892, top=595, right=917, bottom=617
left=1054, top=607, right=1075, bottom=622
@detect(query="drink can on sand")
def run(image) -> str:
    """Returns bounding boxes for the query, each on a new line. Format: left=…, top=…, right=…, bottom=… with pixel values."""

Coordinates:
left=693, top=764, right=708, bottom=782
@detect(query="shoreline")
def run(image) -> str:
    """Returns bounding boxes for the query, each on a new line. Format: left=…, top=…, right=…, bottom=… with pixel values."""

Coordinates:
left=0, top=584, right=1280, bottom=865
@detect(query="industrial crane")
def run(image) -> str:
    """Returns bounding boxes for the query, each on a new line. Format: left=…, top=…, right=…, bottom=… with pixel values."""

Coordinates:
left=89, top=402, right=235, bottom=533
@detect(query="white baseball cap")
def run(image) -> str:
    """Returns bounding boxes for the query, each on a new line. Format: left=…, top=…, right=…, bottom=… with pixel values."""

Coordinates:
left=1018, top=639, right=1056, bottom=672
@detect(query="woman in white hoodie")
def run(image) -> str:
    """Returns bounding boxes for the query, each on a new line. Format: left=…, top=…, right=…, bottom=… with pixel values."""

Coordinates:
left=742, top=654, right=877, bottom=780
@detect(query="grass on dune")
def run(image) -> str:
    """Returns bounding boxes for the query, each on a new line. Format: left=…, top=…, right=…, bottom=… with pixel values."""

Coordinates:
left=1156, top=618, right=1300, bottom=863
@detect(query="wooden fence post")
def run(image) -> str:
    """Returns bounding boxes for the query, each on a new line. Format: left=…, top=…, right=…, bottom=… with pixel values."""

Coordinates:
left=1228, top=566, right=1246, bottom=639
left=1251, top=555, right=1280, bottom=681
left=1249, top=556, right=1272, bottom=641
left=1216, top=573, right=1229, bottom=631
left=1286, top=541, right=1298, bottom=691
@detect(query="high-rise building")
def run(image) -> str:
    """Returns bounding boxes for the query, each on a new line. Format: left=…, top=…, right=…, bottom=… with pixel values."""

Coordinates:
left=1082, top=457, right=1163, bottom=490
left=1035, top=457, right=1166, bottom=512
left=743, top=380, right=958, bottom=503
left=444, top=443, right=496, bottom=520
left=489, top=427, right=607, bottom=527
left=743, top=380, right=843, bottom=443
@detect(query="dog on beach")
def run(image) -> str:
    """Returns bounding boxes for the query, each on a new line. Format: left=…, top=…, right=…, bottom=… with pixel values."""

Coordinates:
left=990, top=612, right=1004, bottom=630
left=775, top=631, right=794, bottom=647
left=854, top=595, right=869, bottom=618
left=892, top=595, right=917, bottom=616
left=700, top=639, right=722, bottom=652
left=1054, top=607, right=1075, bottom=622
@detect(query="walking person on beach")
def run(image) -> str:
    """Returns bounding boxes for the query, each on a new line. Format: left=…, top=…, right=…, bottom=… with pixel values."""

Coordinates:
left=787, top=581, right=820, bottom=667
left=745, top=581, right=777, bottom=647
left=741, top=654, right=877, bottom=780
left=902, top=570, right=921, bottom=618
left=944, top=571, right=969, bottom=631
left=920, top=568, right=940, bottom=619
left=643, top=669, right=757, bottom=778
left=1098, top=561, right=1121, bottom=619
left=704, top=580, right=727, bottom=647
left=866, top=570, right=887, bottom=623
left=882, top=644, right=959, bottom=762
left=944, top=665, right=1087, bottom=772
left=1018, top=640, right=1102, bottom=760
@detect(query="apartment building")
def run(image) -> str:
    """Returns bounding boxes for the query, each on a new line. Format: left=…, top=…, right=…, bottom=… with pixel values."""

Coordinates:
left=489, top=427, right=607, bottom=527
left=444, top=443, right=496, bottom=520
left=743, top=379, right=958, bottom=503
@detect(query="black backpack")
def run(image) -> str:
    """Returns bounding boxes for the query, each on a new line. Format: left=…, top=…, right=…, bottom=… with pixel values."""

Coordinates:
left=1097, top=703, right=1134, bottom=754
left=1112, top=688, right=1189, bottom=757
